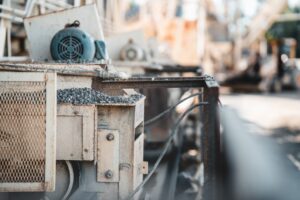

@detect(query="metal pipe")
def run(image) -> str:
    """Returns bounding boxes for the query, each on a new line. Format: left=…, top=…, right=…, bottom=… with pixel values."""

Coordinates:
left=24, top=0, right=37, bottom=17
left=0, top=13, right=23, bottom=23
left=0, top=5, right=27, bottom=16
left=0, top=0, right=36, bottom=17
left=6, top=25, right=11, bottom=57
left=46, top=0, right=72, bottom=9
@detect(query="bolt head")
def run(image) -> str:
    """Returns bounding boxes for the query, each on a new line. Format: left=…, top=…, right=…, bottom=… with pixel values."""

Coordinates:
left=105, top=170, right=113, bottom=179
left=106, top=133, right=114, bottom=141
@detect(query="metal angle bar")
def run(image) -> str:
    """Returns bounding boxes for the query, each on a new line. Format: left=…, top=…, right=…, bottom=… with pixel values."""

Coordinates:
left=201, top=86, right=220, bottom=200
left=159, top=64, right=202, bottom=73
left=145, top=67, right=202, bottom=73
left=92, top=76, right=218, bottom=90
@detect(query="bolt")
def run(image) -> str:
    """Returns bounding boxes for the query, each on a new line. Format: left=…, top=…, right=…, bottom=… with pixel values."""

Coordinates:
left=105, top=170, right=113, bottom=179
left=106, top=133, right=114, bottom=141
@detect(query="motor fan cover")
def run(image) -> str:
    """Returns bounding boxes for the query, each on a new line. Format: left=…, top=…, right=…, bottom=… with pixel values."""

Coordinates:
left=120, top=40, right=145, bottom=61
left=50, top=27, right=95, bottom=61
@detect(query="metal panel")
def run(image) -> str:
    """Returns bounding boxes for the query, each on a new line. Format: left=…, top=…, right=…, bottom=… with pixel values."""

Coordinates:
left=96, top=105, right=137, bottom=198
left=45, top=73, right=57, bottom=191
left=57, top=105, right=95, bottom=161
left=134, top=99, right=144, bottom=128
left=57, top=76, right=92, bottom=90
left=133, top=133, right=145, bottom=190
left=0, top=72, right=56, bottom=192
left=97, top=129, right=120, bottom=183
left=0, top=72, right=46, bottom=81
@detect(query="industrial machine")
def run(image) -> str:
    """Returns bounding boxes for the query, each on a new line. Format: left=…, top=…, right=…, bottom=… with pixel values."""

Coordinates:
left=0, top=5, right=148, bottom=200
left=0, top=5, right=220, bottom=200
left=0, top=62, right=220, bottom=200
left=0, top=68, right=147, bottom=200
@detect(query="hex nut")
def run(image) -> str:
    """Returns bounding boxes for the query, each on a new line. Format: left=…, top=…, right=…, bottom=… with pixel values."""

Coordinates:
left=106, top=133, right=114, bottom=141
left=105, top=170, right=113, bottom=179
left=73, top=111, right=79, bottom=115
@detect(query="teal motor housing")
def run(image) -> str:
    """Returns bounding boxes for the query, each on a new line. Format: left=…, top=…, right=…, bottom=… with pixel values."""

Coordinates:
left=50, top=21, right=107, bottom=62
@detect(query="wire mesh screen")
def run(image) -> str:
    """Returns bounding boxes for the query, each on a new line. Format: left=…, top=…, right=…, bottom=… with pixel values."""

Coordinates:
left=0, top=81, right=46, bottom=183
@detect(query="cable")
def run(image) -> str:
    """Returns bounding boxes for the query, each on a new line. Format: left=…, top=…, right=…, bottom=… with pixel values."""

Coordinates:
left=62, top=161, right=74, bottom=200
left=124, top=103, right=205, bottom=200
left=145, top=92, right=203, bottom=126
left=144, top=92, right=206, bottom=126
left=218, top=99, right=223, bottom=107
left=126, top=104, right=203, bottom=200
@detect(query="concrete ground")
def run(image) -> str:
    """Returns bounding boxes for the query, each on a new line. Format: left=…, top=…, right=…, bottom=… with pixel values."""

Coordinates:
left=219, top=91, right=300, bottom=199
left=220, top=90, right=300, bottom=170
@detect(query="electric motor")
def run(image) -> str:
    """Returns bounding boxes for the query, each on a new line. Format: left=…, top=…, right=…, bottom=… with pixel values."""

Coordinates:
left=120, top=39, right=145, bottom=61
left=50, top=20, right=107, bottom=62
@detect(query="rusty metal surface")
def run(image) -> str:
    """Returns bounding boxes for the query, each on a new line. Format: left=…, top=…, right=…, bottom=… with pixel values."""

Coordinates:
left=92, top=75, right=217, bottom=90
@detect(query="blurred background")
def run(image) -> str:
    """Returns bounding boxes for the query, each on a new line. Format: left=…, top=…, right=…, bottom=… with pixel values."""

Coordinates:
left=1, top=0, right=300, bottom=199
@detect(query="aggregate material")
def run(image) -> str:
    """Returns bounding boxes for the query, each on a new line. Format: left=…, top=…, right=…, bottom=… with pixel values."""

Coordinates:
left=57, top=88, right=144, bottom=105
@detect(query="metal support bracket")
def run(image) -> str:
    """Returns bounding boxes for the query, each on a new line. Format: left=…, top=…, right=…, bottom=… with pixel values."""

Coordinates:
left=141, top=162, right=148, bottom=175
left=97, top=129, right=120, bottom=183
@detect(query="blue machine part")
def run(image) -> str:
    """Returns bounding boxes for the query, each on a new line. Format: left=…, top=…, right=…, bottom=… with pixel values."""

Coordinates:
left=50, top=27, right=96, bottom=61
left=95, top=40, right=107, bottom=60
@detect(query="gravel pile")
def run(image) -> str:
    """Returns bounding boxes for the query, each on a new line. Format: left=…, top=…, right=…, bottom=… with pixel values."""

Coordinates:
left=57, top=88, right=144, bottom=105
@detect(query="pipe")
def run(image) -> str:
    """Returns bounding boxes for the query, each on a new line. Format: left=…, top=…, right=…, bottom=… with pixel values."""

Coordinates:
left=0, top=13, right=23, bottom=23
left=0, top=0, right=36, bottom=17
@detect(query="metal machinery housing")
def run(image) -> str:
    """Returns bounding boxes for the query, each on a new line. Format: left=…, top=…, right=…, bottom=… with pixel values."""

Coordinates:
left=0, top=3, right=220, bottom=200
left=0, top=62, right=220, bottom=200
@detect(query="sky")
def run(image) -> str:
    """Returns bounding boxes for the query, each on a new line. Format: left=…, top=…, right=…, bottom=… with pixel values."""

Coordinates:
left=289, top=0, right=300, bottom=8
